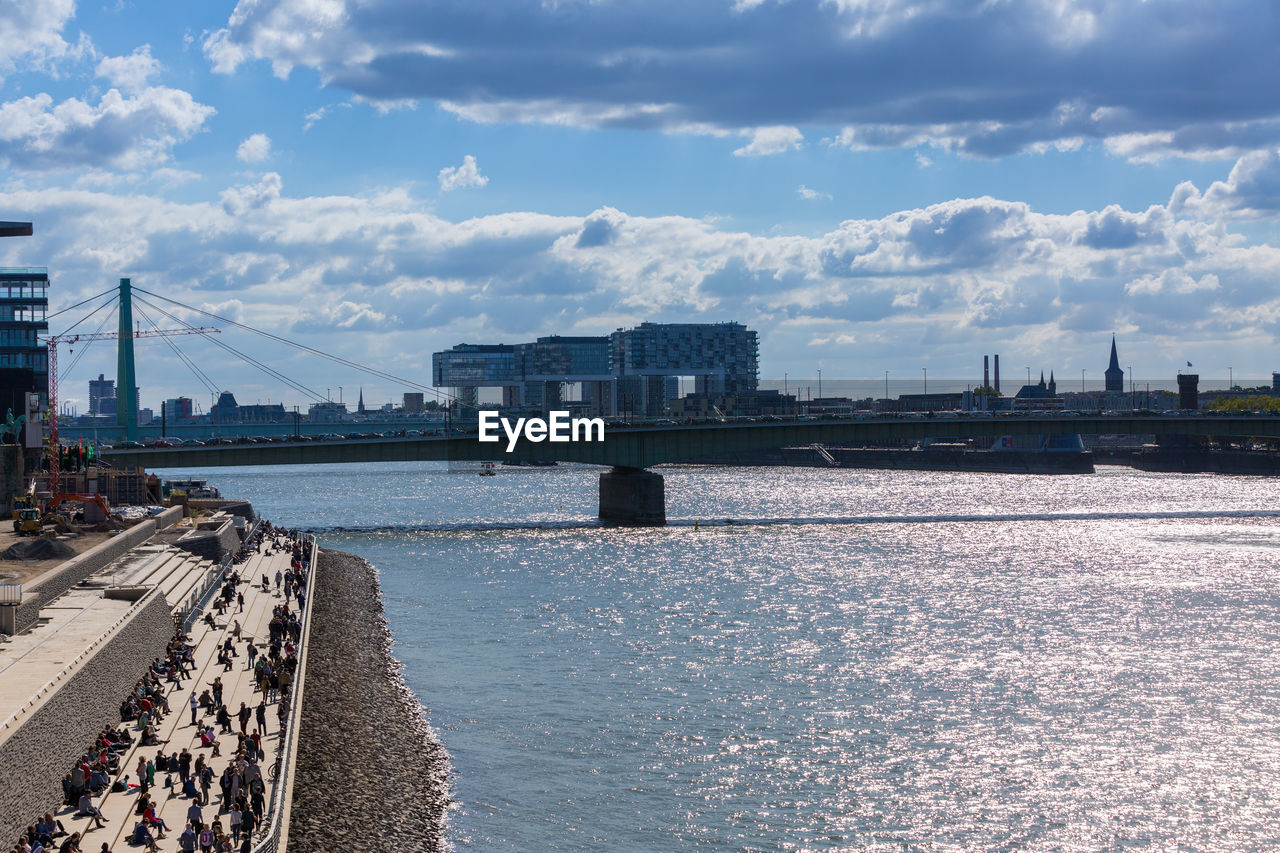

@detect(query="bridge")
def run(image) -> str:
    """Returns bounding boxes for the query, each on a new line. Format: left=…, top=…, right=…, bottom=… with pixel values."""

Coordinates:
left=100, top=413, right=1280, bottom=525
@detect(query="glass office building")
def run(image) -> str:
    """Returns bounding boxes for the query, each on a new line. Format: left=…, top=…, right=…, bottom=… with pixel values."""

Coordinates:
left=433, top=323, right=759, bottom=417
left=0, top=267, right=49, bottom=407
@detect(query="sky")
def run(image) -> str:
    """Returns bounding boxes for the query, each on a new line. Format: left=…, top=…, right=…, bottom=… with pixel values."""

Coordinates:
left=4, top=0, right=1280, bottom=412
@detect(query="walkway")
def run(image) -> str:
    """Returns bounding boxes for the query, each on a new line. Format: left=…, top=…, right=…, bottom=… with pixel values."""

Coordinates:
left=51, top=528, right=311, bottom=852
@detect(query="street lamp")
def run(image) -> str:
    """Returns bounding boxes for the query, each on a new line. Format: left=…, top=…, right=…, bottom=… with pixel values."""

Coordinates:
left=884, top=370, right=889, bottom=401
left=922, top=367, right=927, bottom=399
left=1229, top=366, right=1233, bottom=389
left=1081, top=368, right=1086, bottom=392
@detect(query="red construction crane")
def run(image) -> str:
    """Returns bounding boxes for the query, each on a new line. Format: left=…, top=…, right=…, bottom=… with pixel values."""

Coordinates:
left=43, top=327, right=219, bottom=495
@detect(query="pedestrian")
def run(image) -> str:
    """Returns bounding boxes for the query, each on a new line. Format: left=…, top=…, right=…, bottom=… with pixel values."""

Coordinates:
left=190, top=694, right=199, bottom=727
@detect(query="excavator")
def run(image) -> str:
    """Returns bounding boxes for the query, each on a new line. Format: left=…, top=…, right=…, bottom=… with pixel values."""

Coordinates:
left=11, top=480, right=39, bottom=535
left=11, top=481, right=112, bottom=535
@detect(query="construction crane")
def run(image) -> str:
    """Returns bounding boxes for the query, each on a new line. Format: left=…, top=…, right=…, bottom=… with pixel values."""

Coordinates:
left=42, top=327, right=219, bottom=495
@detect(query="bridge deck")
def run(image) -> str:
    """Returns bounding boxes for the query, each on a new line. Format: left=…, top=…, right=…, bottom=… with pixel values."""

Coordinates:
left=100, top=415, right=1280, bottom=471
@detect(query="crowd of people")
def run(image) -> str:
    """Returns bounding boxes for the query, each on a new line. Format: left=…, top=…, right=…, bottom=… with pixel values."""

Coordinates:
left=8, top=523, right=312, bottom=853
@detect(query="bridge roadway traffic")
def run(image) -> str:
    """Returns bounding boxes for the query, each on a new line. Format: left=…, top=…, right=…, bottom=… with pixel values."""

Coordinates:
left=100, top=414, right=1280, bottom=525
left=99, top=414, right=1280, bottom=469
left=99, top=412, right=1280, bottom=525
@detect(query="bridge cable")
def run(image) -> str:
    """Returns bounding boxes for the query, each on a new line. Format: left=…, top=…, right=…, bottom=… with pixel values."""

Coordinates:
left=59, top=304, right=118, bottom=404
left=133, top=287, right=474, bottom=412
left=133, top=303, right=222, bottom=398
left=55, top=289, right=118, bottom=337
left=134, top=295, right=326, bottom=402
left=46, top=286, right=118, bottom=322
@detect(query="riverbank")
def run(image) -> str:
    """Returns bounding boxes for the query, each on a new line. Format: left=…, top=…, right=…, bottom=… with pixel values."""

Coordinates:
left=289, top=548, right=451, bottom=851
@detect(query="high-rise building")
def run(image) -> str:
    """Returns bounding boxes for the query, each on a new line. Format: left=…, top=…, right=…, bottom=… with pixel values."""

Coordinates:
left=89, top=374, right=115, bottom=416
left=162, top=397, right=193, bottom=420
left=432, top=323, right=759, bottom=418
left=0, top=266, right=48, bottom=407
left=1105, top=336, right=1125, bottom=393
left=403, top=392, right=425, bottom=413
left=1177, top=373, right=1199, bottom=410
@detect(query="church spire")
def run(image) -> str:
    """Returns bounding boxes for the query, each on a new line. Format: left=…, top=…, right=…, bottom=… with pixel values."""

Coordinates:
left=1104, top=334, right=1125, bottom=392
left=357, top=387, right=366, bottom=414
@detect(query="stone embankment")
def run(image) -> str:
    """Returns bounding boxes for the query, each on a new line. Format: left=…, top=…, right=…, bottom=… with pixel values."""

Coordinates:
left=289, top=549, right=450, bottom=851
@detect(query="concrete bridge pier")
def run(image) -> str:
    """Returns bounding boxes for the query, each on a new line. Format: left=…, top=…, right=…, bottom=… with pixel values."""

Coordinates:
left=599, top=467, right=665, bottom=526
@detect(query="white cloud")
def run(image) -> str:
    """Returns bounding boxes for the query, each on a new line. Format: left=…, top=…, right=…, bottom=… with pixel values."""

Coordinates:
left=0, top=0, right=85, bottom=77
left=0, top=87, right=215, bottom=171
left=915, top=152, right=933, bottom=169
left=236, top=133, right=273, bottom=163
left=734, top=126, right=803, bottom=158
left=797, top=185, right=832, bottom=201
left=95, top=45, right=161, bottom=92
left=220, top=172, right=283, bottom=215
left=201, top=0, right=1280, bottom=160
left=438, top=154, right=488, bottom=192
left=10, top=152, right=1280, bottom=401
left=302, top=101, right=353, bottom=130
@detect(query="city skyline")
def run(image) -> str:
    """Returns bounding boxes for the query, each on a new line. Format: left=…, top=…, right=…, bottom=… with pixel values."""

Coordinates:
left=2, top=2, right=1279, bottom=408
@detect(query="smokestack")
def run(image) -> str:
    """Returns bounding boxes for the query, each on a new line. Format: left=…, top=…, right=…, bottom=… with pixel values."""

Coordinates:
left=983, top=355, right=989, bottom=388
left=994, top=354, right=1001, bottom=393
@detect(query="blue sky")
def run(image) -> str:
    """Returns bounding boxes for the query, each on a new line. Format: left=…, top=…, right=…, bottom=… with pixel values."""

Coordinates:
left=3, top=0, right=1280, bottom=411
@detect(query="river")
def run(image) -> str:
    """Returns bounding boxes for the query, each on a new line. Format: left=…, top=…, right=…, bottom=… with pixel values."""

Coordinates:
left=154, top=463, right=1280, bottom=851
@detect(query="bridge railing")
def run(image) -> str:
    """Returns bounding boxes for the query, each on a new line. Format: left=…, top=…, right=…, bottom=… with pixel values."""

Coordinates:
left=179, top=516, right=261, bottom=634
left=250, top=530, right=318, bottom=853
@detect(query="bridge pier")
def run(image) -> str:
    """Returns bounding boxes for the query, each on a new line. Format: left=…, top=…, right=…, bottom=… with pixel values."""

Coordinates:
left=598, top=467, right=665, bottom=526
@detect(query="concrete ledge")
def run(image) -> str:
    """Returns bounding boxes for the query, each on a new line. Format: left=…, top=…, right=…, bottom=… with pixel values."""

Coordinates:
left=7, top=520, right=157, bottom=635
left=154, top=504, right=184, bottom=529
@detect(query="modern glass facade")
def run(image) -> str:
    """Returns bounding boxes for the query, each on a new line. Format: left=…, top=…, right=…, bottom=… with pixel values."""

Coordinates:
left=609, top=322, right=759, bottom=393
left=433, top=323, right=759, bottom=417
left=432, top=343, right=520, bottom=387
left=0, top=267, right=49, bottom=405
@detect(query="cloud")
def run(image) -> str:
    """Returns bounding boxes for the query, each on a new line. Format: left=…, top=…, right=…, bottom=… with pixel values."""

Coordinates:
left=220, top=172, right=283, bottom=215
left=95, top=46, right=162, bottom=92
left=797, top=185, right=832, bottom=201
left=438, top=154, right=488, bottom=192
left=302, top=101, right=353, bottom=130
left=0, top=87, right=215, bottom=171
left=734, top=126, right=803, bottom=158
left=11, top=152, right=1280, bottom=401
left=0, top=0, right=86, bottom=77
left=236, top=133, right=273, bottom=163
left=204, top=0, right=1280, bottom=160
left=1177, top=149, right=1280, bottom=219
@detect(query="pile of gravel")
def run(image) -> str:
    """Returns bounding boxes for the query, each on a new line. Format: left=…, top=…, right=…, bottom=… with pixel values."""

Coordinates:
left=289, top=548, right=451, bottom=851
left=1, top=537, right=75, bottom=561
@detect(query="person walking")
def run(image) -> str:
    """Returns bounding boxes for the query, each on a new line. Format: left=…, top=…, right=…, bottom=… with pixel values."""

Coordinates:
left=190, top=694, right=199, bottom=727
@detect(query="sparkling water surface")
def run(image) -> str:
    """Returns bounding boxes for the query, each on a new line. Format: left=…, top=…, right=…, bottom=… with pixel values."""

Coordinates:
left=154, top=463, right=1280, bottom=851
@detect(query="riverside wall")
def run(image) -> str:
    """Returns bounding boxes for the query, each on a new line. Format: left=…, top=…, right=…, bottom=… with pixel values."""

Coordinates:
left=0, top=592, right=174, bottom=842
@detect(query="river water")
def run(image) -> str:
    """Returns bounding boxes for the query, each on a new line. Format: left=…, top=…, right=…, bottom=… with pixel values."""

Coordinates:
left=154, top=463, right=1280, bottom=851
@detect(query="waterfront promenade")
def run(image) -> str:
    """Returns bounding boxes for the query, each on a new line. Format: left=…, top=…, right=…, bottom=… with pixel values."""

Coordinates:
left=1, top=524, right=314, bottom=852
